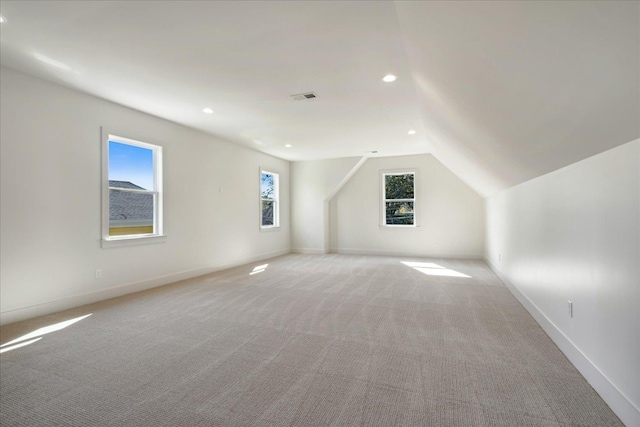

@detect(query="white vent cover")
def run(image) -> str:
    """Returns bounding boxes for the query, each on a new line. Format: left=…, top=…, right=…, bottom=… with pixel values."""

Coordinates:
left=290, top=92, right=317, bottom=101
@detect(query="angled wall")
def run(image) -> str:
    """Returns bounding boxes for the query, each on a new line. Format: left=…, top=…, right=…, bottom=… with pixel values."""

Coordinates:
left=330, top=154, right=484, bottom=258
left=485, top=139, right=640, bottom=426
left=0, top=67, right=290, bottom=325
left=291, top=157, right=364, bottom=254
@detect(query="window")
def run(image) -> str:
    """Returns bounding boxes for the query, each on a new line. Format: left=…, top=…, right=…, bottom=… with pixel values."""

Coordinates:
left=260, top=170, right=279, bottom=228
left=382, top=172, right=415, bottom=226
left=102, top=131, right=163, bottom=244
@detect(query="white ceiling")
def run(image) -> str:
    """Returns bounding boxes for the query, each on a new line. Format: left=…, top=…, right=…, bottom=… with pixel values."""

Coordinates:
left=1, top=1, right=638, bottom=197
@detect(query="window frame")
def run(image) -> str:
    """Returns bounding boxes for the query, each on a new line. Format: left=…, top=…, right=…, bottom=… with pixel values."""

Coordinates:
left=260, top=169, right=280, bottom=230
left=101, top=128, right=165, bottom=247
left=381, top=170, right=417, bottom=228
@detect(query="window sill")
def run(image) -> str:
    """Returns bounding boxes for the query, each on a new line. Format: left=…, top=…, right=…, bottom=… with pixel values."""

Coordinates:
left=101, top=234, right=167, bottom=248
left=260, top=226, right=280, bottom=232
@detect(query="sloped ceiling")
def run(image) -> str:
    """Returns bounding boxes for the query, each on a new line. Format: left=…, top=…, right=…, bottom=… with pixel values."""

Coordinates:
left=1, top=1, right=638, bottom=197
left=395, top=1, right=639, bottom=196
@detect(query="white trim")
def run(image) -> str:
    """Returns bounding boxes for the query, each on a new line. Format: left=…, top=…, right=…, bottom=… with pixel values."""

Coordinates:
left=260, top=168, right=280, bottom=229
left=108, top=187, right=158, bottom=195
left=485, top=257, right=640, bottom=427
left=0, top=249, right=290, bottom=326
left=259, top=226, right=280, bottom=233
left=101, top=234, right=167, bottom=248
left=101, top=127, right=110, bottom=240
left=101, top=127, right=164, bottom=246
left=380, top=169, right=417, bottom=227
left=291, top=248, right=330, bottom=255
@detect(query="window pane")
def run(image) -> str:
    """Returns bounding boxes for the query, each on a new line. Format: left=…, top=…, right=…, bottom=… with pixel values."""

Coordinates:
left=385, top=201, right=414, bottom=225
left=261, top=173, right=274, bottom=199
left=109, top=190, right=154, bottom=236
left=109, top=141, right=154, bottom=190
left=385, top=174, right=414, bottom=200
left=262, top=200, right=274, bottom=226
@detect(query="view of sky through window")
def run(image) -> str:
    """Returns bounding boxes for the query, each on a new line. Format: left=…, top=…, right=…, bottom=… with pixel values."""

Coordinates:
left=109, top=141, right=154, bottom=190
left=261, top=173, right=274, bottom=198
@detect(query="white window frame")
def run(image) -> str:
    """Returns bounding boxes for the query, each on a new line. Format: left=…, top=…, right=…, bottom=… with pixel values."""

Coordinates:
left=101, top=128, right=165, bottom=247
left=260, top=169, right=280, bottom=230
left=381, top=170, right=417, bottom=228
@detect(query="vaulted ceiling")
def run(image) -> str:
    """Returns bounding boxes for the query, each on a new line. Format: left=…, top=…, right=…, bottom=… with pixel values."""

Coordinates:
left=1, top=1, right=638, bottom=197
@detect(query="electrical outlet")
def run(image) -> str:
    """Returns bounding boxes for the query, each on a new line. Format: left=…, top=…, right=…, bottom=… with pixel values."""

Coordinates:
left=498, top=253, right=501, bottom=261
left=95, top=269, right=102, bottom=279
left=568, top=300, right=573, bottom=318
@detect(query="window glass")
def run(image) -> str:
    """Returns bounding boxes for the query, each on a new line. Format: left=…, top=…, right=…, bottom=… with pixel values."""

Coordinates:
left=261, top=171, right=279, bottom=228
left=108, top=141, right=154, bottom=190
left=104, top=136, right=162, bottom=239
left=384, top=173, right=415, bottom=226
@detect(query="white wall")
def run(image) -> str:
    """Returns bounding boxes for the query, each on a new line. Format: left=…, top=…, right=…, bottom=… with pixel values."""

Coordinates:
left=291, top=157, right=363, bottom=253
left=330, top=154, right=485, bottom=258
left=485, top=140, right=640, bottom=426
left=0, top=67, right=290, bottom=325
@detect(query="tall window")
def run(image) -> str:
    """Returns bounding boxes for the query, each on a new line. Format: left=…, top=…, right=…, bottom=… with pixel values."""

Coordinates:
left=103, top=132, right=163, bottom=242
left=383, top=172, right=415, bottom=226
left=261, top=170, right=279, bottom=228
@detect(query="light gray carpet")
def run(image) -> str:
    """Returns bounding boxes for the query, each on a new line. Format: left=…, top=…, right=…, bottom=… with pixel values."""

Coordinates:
left=0, top=254, right=623, bottom=426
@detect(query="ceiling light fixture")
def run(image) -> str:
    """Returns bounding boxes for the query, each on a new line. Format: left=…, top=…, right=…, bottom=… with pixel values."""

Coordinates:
left=0, top=16, right=6, bottom=24
left=408, top=130, right=416, bottom=135
left=382, top=74, right=397, bottom=83
left=202, top=108, right=214, bottom=114
left=284, top=144, right=292, bottom=148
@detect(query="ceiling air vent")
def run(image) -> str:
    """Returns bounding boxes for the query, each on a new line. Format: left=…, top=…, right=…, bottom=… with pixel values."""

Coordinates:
left=290, top=92, right=317, bottom=101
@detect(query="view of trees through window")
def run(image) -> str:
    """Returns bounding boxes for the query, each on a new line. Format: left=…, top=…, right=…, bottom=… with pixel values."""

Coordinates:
left=261, top=171, right=278, bottom=227
left=384, top=173, right=415, bottom=225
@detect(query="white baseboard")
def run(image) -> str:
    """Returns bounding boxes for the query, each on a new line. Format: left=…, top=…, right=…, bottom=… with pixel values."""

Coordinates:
left=485, top=258, right=640, bottom=427
left=291, top=248, right=329, bottom=255
left=335, top=247, right=483, bottom=259
left=0, top=249, right=290, bottom=326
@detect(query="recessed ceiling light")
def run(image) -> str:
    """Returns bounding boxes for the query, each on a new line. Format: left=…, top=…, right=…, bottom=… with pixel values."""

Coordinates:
left=284, top=144, right=292, bottom=148
left=202, top=108, right=214, bottom=114
left=408, top=130, right=416, bottom=135
left=382, top=74, right=397, bottom=83
left=0, top=16, right=6, bottom=24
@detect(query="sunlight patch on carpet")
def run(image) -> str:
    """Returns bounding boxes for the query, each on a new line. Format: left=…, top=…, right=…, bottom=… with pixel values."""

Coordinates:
left=401, top=261, right=471, bottom=278
left=0, top=313, right=92, bottom=352
left=250, top=264, right=269, bottom=275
